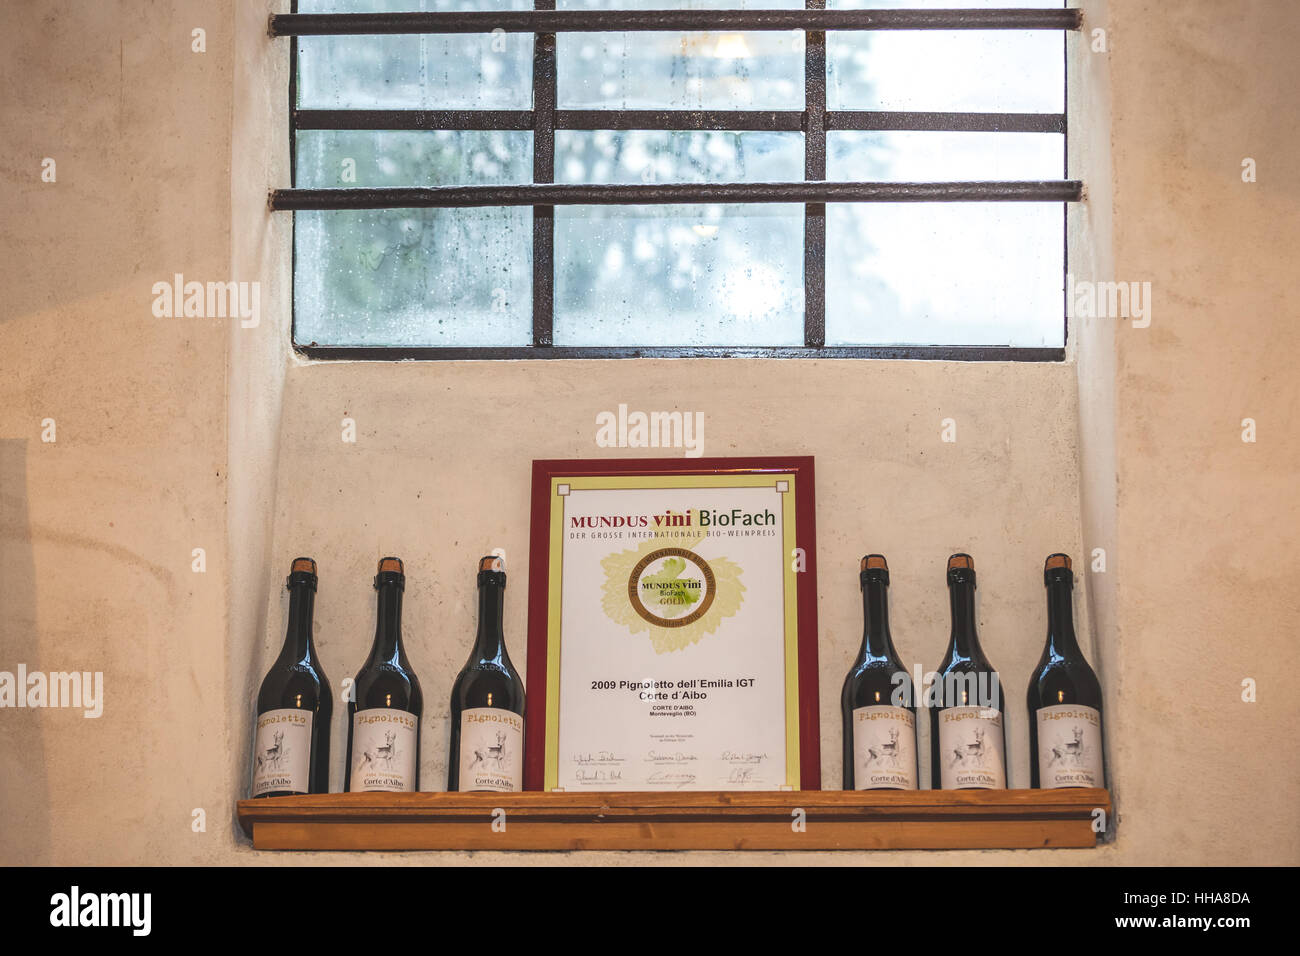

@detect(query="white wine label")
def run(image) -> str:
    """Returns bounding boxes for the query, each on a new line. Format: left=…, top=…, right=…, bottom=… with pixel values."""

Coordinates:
left=350, top=708, right=418, bottom=792
left=938, top=706, right=1006, bottom=789
left=458, top=708, right=525, bottom=793
left=252, top=708, right=313, bottom=796
left=1036, top=704, right=1103, bottom=788
left=851, top=706, right=917, bottom=790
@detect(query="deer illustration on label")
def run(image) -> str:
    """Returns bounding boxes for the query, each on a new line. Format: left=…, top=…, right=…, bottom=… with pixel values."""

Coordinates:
left=470, top=730, right=510, bottom=772
left=358, top=730, right=397, bottom=773
left=867, top=728, right=901, bottom=769
left=258, top=731, right=285, bottom=772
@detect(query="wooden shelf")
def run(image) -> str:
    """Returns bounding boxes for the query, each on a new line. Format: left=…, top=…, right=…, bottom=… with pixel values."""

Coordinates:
left=237, top=788, right=1110, bottom=851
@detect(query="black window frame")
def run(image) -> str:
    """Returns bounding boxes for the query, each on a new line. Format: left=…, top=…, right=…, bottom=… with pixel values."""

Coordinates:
left=273, top=5, right=1082, bottom=361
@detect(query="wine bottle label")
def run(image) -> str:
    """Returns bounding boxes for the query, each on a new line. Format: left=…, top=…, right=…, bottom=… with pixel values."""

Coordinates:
left=938, top=706, right=1006, bottom=789
left=1036, top=704, right=1103, bottom=788
left=350, top=708, right=418, bottom=792
left=458, top=708, right=525, bottom=793
left=252, top=708, right=313, bottom=796
left=851, top=706, right=917, bottom=790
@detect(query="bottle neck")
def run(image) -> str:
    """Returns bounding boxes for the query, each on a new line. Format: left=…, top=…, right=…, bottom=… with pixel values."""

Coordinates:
left=947, top=579, right=980, bottom=660
left=473, top=578, right=507, bottom=662
left=280, top=583, right=316, bottom=663
left=369, top=582, right=404, bottom=664
left=858, top=578, right=895, bottom=662
left=1045, top=577, right=1081, bottom=659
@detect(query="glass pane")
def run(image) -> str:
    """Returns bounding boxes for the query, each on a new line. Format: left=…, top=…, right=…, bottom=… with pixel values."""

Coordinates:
left=297, top=8, right=533, bottom=110
left=556, top=130, right=802, bottom=184
left=559, top=0, right=800, bottom=7
left=296, top=129, right=531, bottom=187
left=826, top=0, right=1061, bottom=7
left=829, top=130, right=1063, bottom=181
left=294, top=129, right=533, bottom=347
left=825, top=203, right=1063, bottom=347
left=555, top=204, right=803, bottom=346
left=554, top=132, right=802, bottom=347
left=300, top=0, right=526, bottom=9
left=295, top=209, right=532, bottom=347
left=558, top=31, right=803, bottom=109
left=828, top=30, right=1064, bottom=112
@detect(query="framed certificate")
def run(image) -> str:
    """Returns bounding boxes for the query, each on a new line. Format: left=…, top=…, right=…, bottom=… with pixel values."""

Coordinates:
left=524, top=457, right=820, bottom=792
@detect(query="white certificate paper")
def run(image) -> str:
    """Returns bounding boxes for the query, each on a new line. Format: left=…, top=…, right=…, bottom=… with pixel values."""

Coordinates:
left=539, top=473, right=805, bottom=791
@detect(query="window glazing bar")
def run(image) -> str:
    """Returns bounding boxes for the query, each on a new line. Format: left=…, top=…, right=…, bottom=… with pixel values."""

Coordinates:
left=271, top=180, right=1083, bottom=210
left=804, top=0, right=827, bottom=348
left=827, top=111, right=1065, bottom=133
left=292, top=110, right=1066, bottom=134
left=532, top=6, right=556, bottom=349
left=270, top=9, right=1082, bottom=37
left=296, top=345, right=1067, bottom=362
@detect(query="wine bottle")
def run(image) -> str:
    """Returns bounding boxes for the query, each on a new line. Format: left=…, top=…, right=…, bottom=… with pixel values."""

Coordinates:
left=841, top=555, right=918, bottom=790
left=1028, top=554, right=1105, bottom=788
left=344, top=557, right=423, bottom=793
left=930, top=553, right=1007, bottom=790
left=251, top=557, right=332, bottom=798
left=448, top=555, right=526, bottom=792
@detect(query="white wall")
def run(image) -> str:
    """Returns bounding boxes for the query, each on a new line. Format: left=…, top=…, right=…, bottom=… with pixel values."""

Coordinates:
left=2, top=0, right=1297, bottom=865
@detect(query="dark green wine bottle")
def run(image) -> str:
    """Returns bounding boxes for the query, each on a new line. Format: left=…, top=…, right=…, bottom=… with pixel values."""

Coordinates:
left=344, top=557, right=423, bottom=793
left=448, top=555, right=526, bottom=792
left=1028, top=553, right=1105, bottom=789
left=929, top=554, right=1007, bottom=790
left=252, top=558, right=332, bottom=797
left=841, top=555, right=917, bottom=790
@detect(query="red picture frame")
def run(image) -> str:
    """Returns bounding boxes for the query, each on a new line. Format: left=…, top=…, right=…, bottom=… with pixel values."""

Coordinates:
left=523, top=456, right=821, bottom=791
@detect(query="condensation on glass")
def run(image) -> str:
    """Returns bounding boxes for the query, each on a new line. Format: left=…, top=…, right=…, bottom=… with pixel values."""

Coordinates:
left=294, top=130, right=533, bottom=347
left=293, top=0, right=1068, bottom=351
left=554, top=131, right=803, bottom=346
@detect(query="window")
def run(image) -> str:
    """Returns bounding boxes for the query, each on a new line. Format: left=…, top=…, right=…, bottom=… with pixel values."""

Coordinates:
left=275, top=2, right=1080, bottom=358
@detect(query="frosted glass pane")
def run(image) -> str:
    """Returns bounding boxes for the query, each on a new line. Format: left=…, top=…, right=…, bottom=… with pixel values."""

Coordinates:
left=294, top=0, right=1070, bottom=351
left=554, top=205, right=803, bottom=346
left=295, top=209, right=532, bottom=347
left=294, top=130, right=532, bottom=347
left=559, top=0, right=801, bottom=8
left=558, top=32, right=803, bottom=109
left=826, top=0, right=1060, bottom=7
left=296, top=130, right=532, bottom=187
left=553, top=134, right=802, bottom=347
left=297, top=31, right=533, bottom=109
left=825, top=203, right=1063, bottom=347
left=828, top=31, right=1064, bottom=112
left=829, top=131, right=1063, bottom=181
left=300, top=1, right=525, bottom=9
left=556, top=130, right=802, bottom=184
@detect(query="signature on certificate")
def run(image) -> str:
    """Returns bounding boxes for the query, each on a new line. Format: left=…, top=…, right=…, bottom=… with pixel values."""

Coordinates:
left=645, top=751, right=699, bottom=763
left=721, top=751, right=769, bottom=764
left=573, top=751, right=625, bottom=765
left=574, top=768, right=623, bottom=783
left=646, top=771, right=697, bottom=789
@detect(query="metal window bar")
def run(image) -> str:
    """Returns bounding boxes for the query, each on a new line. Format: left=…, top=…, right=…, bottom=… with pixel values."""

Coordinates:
left=293, top=110, right=1066, bottom=133
left=805, top=0, right=827, bottom=347
left=270, top=9, right=1082, bottom=35
left=272, top=181, right=1081, bottom=210
left=277, top=6, right=1081, bottom=361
